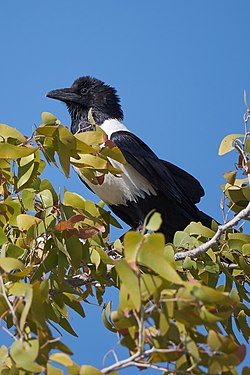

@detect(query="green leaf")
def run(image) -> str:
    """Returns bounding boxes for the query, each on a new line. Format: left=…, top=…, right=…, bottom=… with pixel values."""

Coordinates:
left=237, top=310, right=250, bottom=342
left=0, top=296, right=8, bottom=320
left=183, top=256, right=197, bottom=270
left=10, top=339, right=44, bottom=372
left=22, top=189, right=35, bottom=211
left=71, top=154, right=107, bottom=170
left=185, top=221, right=215, bottom=238
left=0, top=228, right=7, bottom=245
left=75, top=126, right=106, bottom=146
left=6, top=244, right=25, bottom=259
left=101, top=141, right=126, bottom=164
left=41, top=112, right=57, bottom=125
left=138, top=233, right=184, bottom=285
left=9, top=283, right=33, bottom=330
left=226, top=185, right=247, bottom=205
left=102, top=301, right=116, bottom=332
left=224, top=170, right=237, bottom=185
left=124, top=231, right=143, bottom=263
left=50, top=353, right=73, bottom=367
left=59, top=317, right=78, bottom=336
left=80, top=365, right=102, bottom=375
left=242, top=244, right=250, bottom=256
left=63, top=191, right=86, bottom=209
left=242, top=367, right=250, bottom=375
left=207, top=330, right=241, bottom=357
left=146, top=212, right=162, bottom=231
left=0, top=258, right=24, bottom=272
left=0, top=142, right=37, bottom=159
left=66, top=236, right=83, bottom=269
left=185, top=336, right=200, bottom=362
left=115, top=259, right=141, bottom=311
left=63, top=293, right=85, bottom=318
left=228, top=233, right=250, bottom=243
left=47, top=364, right=64, bottom=375
left=0, top=346, right=8, bottom=362
left=17, top=152, right=39, bottom=190
left=192, top=285, right=233, bottom=305
left=245, top=139, right=250, bottom=155
left=16, top=214, right=42, bottom=231
left=174, top=231, right=200, bottom=249
left=36, top=124, right=57, bottom=137
left=218, top=133, right=244, bottom=156
left=200, top=305, right=223, bottom=323
left=38, top=189, right=54, bottom=209
left=140, top=273, right=162, bottom=300
left=0, top=123, right=27, bottom=143
left=40, top=178, right=58, bottom=202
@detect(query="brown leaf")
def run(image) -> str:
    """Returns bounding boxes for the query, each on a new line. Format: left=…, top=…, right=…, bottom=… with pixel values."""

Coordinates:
left=118, top=328, right=129, bottom=336
left=96, top=174, right=105, bottom=185
left=238, top=154, right=244, bottom=169
left=243, top=164, right=250, bottom=175
left=78, top=227, right=99, bottom=239
left=232, top=344, right=246, bottom=363
left=224, top=170, right=236, bottom=185
left=55, top=215, right=86, bottom=232
left=55, top=220, right=73, bottom=231
left=104, top=140, right=116, bottom=148
left=68, top=214, right=86, bottom=224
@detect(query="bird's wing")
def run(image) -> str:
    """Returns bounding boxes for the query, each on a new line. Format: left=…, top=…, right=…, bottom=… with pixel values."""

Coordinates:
left=110, top=131, right=184, bottom=203
left=160, top=160, right=205, bottom=204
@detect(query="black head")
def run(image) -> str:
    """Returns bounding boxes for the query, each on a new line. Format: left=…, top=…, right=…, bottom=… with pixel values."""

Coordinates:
left=46, top=76, right=123, bottom=134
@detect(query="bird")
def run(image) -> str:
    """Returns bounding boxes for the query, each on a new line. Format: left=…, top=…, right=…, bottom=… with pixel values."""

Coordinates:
left=47, top=76, right=214, bottom=242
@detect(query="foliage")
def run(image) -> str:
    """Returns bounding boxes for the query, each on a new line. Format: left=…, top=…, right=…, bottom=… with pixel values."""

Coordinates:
left=0, top=110, right=249, bottom=375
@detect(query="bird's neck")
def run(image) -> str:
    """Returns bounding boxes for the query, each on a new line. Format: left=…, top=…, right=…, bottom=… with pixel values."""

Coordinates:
left=70, top=106, right=113, bottom=134
left=100, top=119, right=130, bottom=137
left=69, top=106, right=128, bottom=136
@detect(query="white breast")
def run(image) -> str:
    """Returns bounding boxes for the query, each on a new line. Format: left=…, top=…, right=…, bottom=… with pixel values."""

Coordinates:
left=76, top=161, right=156, bottom=206
left=75, top=119, right=156, bottom=206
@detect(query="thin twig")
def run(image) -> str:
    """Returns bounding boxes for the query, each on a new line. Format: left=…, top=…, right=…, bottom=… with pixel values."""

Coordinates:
left=101, top=347, right=183, bottom=374
left=174, top=201, right=250, bottom=261
left=220, top=262, right=239, bottom=269
left=0, top=323, right=18, bottom=341
left=0, top=276, right=23, bottom=340
left=102, top=349, right=119, bottom=368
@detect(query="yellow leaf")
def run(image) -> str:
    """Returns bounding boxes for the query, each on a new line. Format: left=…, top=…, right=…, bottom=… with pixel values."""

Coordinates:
left=16, top=214, right=42, bottom=231
left=218, top=134, right=244, bottom=156
left=0, top=143, right=37, bottom=159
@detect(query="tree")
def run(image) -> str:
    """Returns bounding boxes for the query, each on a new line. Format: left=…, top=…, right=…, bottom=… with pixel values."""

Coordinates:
left=0, top=109, right=249, bottom=375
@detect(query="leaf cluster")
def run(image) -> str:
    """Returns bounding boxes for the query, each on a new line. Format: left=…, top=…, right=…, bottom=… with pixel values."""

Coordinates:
left=0, top=112, right=249, bottom=375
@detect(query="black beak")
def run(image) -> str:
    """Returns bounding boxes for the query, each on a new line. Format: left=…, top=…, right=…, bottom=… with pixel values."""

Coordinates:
left=46, top=88, right=81, bottom=103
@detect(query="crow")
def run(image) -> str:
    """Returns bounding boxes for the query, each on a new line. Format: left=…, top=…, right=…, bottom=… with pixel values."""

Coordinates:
left=47, top=76, right=214, bottom=241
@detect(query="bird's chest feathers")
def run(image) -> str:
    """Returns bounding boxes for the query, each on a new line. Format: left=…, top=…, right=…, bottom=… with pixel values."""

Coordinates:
left=75, top=161, right=156, bottom=206
left=74, top=119, right=156, bottom=205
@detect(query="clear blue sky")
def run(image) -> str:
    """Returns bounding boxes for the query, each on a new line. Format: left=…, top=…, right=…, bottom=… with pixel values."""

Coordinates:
left=1, top=1, right=250, bottom=372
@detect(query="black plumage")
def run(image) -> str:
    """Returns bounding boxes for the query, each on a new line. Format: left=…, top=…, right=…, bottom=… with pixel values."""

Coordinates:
left=47, top=76, right=214, bottom=241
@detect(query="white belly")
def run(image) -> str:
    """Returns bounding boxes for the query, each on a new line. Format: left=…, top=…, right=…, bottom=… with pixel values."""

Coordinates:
left=75, top=160, right=156, bottom=206
left=75, top=119, right=157, bottom=205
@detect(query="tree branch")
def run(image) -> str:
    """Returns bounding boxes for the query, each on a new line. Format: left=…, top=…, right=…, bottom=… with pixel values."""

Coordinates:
left=101, top=347, right=183, bottom=374
left=174, top=201, right=250, bottom=261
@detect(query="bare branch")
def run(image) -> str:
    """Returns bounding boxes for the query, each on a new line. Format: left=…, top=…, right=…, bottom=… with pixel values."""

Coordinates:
left=174, top=201, right=250, bottom=261
left=0, top=276, right=23, bottom=340
left=101, top=347, right=183, bottom=374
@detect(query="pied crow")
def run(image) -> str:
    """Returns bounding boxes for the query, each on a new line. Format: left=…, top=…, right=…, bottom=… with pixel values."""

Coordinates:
left=47, top=76, right=214, bottom=241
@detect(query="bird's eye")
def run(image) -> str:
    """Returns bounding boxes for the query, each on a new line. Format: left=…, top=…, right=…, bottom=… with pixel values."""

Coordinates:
left=81, top=87, right=88, bottom=95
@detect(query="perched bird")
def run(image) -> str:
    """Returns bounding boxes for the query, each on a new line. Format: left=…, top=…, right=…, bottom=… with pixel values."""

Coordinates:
left=47, top=76, right=213, bottom=241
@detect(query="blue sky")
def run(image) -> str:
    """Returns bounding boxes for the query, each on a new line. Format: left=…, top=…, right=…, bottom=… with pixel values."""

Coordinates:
left=1, top=1, right=250, bottom=372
